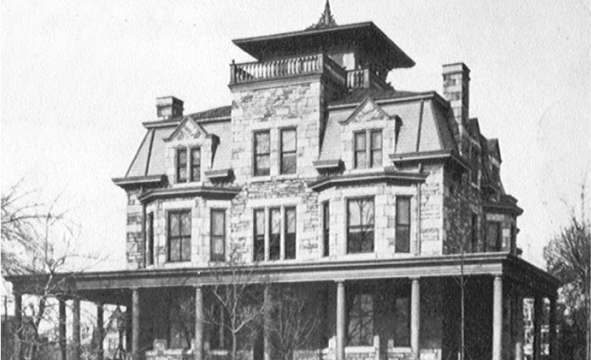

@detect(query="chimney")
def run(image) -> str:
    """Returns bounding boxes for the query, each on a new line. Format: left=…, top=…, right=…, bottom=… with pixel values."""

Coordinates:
left=156, top=96, right=184, bottom=120
left=442, top=63, right=470, bottom=155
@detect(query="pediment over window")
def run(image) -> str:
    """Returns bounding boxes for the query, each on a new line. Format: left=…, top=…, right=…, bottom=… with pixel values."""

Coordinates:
left=340, top=97, right=395, bottom=125
left=165, top=117, right=209, bottom=142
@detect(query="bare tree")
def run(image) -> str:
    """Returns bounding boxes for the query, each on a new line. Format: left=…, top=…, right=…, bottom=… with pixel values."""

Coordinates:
left=207, top=250, right=267, bottom=360
left=2, top=182, right=101, bottom=360
left=265, top=286, right=319, bottom=360
left=544, top=182, right=590, bottom=360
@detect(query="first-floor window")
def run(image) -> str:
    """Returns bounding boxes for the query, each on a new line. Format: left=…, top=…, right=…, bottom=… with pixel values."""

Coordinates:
left=395, top=197, right=411, bottom=253
left=211, top=209, right=226, bottom=261
left=347, top=293, right=374, bottom=346
left=146, top=212, right=154, bottom=265
left=168, top=210, right=191, bottom=262
left=210, top=303, right=231, bottom=350
left=471, top=213, right=478, bottom=252
left=393, top=291, right=410, bottom=347
left=486, top=221, right=502, bottom=252
left=347, top=198, right=374, bottom=253
left=168, top=289, right=194, bottom=349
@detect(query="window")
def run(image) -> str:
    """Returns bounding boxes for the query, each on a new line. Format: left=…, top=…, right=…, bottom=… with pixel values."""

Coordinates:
left=253, top=206, right=297, bottom=261
left=176, top=147, right=200, bottom=183
left=254, top=131, right=270, bottom=176
left=486, top=221, right=502, bottom=252
left=280, top=129, right=297, bottom=174
left=395, top=197, right=411, bottom=253
left=270, top=208, right=281, bottom=260
left=176, top=148, right=187, bottom=183
left=210, top=304, right=231, bottom=350
left=347, top=198, right=374, bottom=253
left=168, top=289, right=194, bottom=349
left=190, top=148, right=201, bottom=182
left=347, top=293, right=374, bottom=346
left=168, top=210, right=191, bottom=262
left=370, top=130, right=382, bottom=167
left=146, top=213, right=154, bottom=266
left=470, top=147, right=480, bottom=186
left=253, top=209, right=265, bottom=261
left=354, top=132, right=367, bottom=169
left=284, top=207, right=296, bottom=259
left=211, top=210, right=226, bottom=262
left=393, top=297, right=410, bottom=347
left=354, top=130, right=383, bottom=169
left=471, top=213, right=478, bottom=252
left=322, top=202, right=330, bottom=257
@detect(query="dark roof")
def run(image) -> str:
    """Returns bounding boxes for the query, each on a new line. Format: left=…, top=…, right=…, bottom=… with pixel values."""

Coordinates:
left=329, top=88, right=426, bottom=106
left=232, top=22, right=415, bottom=70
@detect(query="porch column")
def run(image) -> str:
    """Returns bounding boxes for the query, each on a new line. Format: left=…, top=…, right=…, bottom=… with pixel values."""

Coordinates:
left=73, top=297, right=81, bottom=360
left=410, top=278, right=421, bottom=360
left=194, top=285, right=204, bottom=360
left=58, top=297, right=67, bottom=360
left=97, top=303, right=105, bottom=360
left=263, top=285, right=271, bottom=360
left=336, top=281, right=345, bottom=360
left=132, top=288, right=141, bottom=360
left=492, top=276, right=503, bottom=360
left=549, top=296, right=557, bottom=360
left=533, top=296, right=542, bottom=360
left=14, top=292, right=24, bottom=360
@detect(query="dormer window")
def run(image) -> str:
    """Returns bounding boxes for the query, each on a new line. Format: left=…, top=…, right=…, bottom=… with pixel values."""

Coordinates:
left=176, top=147, right=201, bottom=183
left=354, top=130, right=382, bottom=169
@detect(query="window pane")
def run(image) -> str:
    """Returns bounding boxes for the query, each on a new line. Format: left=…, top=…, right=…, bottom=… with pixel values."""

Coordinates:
left=285, top=208, right=296, bottom=234
left=355, top=132, right=366, bottom=151
left=254, top=210, right=265, bottom=261
left=361, top=200, right=374, bottom=226
left=170, top=214, right=180, bottom=237
left=281, top=153, right=297, bottom=174
left=255, top=210, right=265, bottom=235
left=191, top=148, right=200, bottom=165
left=285, top=234, right=296, bottom=259
left=395, top=227, right=410, bottom=253
left=487, top=222, right=500, bottom=251
left=181, top=211, right=191, bottom=236
left=270, top=209, right=281, bottom=234
left=396, top=198, right=411, bottom=225
left=371, top=150, right=382, bottom=167
left=256, top=155, right=270, bottom=176
left=270, top=208, right=281, bottom=260
left=348, top=201, right=361, bottom=226
left=178, top=149, right=187, bottom=165
left=281, top=129, right=296, bottom=152
left=178, top=167, right=187, bottom=182
left=323, top=202, right=330, bottom=257
left=181, top=236, right=191, bottom=261
left=371, top=131, right=382, bottom=150
left=348, top=294, right=374, bottom=346
left=255, top=132, right=270, bottom=153
left=212, top=211, right=225, bottom=236
left=169, top=238, right=180, bottom=261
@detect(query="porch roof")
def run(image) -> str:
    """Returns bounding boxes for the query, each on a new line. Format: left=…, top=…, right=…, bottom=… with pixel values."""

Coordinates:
left=6, top=253, right=558, bottom=304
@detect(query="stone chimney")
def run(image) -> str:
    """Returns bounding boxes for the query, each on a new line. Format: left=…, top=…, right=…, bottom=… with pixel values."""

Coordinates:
left=156, top=96, right=184, bottom=120
left=442, top=63, right=470, bottom=155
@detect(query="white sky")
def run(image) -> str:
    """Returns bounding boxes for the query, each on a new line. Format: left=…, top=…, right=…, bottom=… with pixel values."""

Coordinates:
left=2, top=0, right=590, bottom=270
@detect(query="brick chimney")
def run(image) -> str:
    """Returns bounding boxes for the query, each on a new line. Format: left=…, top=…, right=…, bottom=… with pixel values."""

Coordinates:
left=442, top=63, right=470, bottom=155
left=156, top=96, right=184, bottom=120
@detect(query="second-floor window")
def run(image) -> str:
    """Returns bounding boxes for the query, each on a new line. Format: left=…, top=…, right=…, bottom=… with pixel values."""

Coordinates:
left=347, top=198, right=374, bottom=254
left=176, top=147, right=200, bottom=183
left=211, top=209, right=226, bottom=262
left=354, top=130, right=382, bottom=169
left=395, top=197, right=411, bottom=253
left=280, top=128, right=297, bottom=174
left=486, top=221, right=502, bottom=252
left=254, top=131, right=270, bottom=176
left=471, top=213, right=478, bottom=252
left=168, top=210, right=191, bottom=262
left=253, top=206, right=297, bottom=261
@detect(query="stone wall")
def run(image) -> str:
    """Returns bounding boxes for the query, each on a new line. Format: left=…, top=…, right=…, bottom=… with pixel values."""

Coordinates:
left=126, top=189, right=144, bottom=270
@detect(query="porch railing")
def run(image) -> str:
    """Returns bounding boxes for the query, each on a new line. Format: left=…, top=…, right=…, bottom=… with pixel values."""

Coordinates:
left=230, top=53, right=347, bottom=86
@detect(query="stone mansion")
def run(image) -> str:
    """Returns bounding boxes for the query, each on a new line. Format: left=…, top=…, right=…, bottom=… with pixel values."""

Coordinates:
left=8, top=4, right=559, bottom=360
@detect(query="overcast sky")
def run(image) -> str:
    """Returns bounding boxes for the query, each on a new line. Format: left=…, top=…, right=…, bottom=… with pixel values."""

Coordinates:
left=2, top=0, right=589, bottom=269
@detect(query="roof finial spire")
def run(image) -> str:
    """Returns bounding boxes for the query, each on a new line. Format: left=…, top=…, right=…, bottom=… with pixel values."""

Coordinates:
left=306, top=0, right=337, bottom=30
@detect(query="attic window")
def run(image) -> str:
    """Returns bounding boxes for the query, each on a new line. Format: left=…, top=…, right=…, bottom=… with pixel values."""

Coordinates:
left=176, top=147, right=201, bottom=183
left=354, top=130, right=382, bottom=169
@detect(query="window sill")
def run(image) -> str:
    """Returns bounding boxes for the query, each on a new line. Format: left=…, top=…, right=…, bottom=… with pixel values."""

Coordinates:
left=249, top=176, right=272, bottom=183
left=173, top=181, right=204, bottom=187
left=162, top=261, right=192, bottom=269
left=345, top=346, right=376, bottom=353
